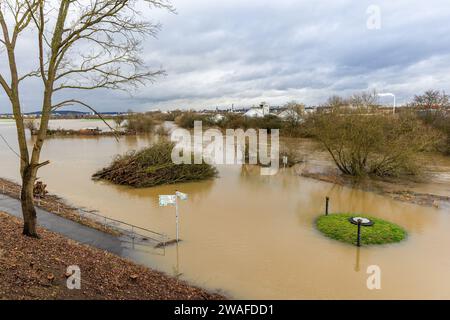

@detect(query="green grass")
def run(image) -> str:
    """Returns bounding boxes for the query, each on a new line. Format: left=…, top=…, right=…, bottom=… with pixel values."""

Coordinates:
left=316, top=213, right=407, bottom=246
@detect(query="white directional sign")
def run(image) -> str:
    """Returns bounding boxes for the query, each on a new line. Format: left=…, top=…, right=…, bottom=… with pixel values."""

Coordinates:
left=159, top=195, right=176, bottom=207
left=158, top=191, right=188, bottom=242
left=176, top=191, right=188, bottom=200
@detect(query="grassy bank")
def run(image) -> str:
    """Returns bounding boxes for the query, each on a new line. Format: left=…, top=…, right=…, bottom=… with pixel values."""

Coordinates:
left=0, top=211, right=224, bottom=300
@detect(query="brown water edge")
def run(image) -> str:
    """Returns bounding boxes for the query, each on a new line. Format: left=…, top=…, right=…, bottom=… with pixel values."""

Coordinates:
left=2, top=120, right=450, bottom=299
left=0, top=177, right=120, bottom=236
left=301, top=171, right=450, bottom=209
left=290, top=137, right=450, bottom=199
left=0, top=211, right=225, bottom=300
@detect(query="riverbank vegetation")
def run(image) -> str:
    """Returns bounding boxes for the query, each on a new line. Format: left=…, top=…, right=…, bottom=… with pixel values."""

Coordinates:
left=125, top=113, right=157, bottom=133
left=46, top=128, right=126, bottom=137
left=92, top=141, right=218, bottom=188
left=316, top=213, right=407, bottom=245
left=309, top=107, right=441, bottom=177
left=412, top=90, right=450, bottom=155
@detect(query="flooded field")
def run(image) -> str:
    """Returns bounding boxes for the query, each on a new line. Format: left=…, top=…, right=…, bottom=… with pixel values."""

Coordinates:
left=1, top=119, right=450, bottom=299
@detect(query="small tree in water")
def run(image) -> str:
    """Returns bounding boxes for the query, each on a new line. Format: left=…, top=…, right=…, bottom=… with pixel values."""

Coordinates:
left=311, top=107, right=441, bottom=177
left=0, top=0, right=173, bottom=237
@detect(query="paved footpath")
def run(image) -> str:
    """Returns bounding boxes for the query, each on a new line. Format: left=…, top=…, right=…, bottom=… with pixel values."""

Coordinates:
left=0, top=194, right=124, bottom=255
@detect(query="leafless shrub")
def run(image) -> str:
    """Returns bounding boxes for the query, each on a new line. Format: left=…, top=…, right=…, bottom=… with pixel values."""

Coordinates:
left=310, top=107, right=441, bottom=177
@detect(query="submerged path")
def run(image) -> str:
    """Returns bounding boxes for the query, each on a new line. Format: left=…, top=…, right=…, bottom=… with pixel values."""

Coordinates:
left=0, top=194, right=124, bottom=255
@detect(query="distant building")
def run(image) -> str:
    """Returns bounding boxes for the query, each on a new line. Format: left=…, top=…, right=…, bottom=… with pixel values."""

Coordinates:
left=211, top=113, right=225, bottom=123
left=304, top=106, right=316, bottom=114
left=243, top=102, right=271, bottom=118
left=277, top=109, right=302, bottom=121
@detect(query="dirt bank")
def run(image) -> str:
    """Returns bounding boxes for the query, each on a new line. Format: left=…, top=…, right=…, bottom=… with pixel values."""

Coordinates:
left=0, top=211, right=225, bottom=300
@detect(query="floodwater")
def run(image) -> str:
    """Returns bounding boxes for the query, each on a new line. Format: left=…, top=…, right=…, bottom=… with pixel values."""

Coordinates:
left=1, top=119, right=450, bottom=299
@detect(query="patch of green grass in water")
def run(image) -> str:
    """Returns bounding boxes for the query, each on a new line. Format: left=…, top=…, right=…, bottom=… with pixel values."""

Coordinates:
left=316, top=213, right=407, bottom=246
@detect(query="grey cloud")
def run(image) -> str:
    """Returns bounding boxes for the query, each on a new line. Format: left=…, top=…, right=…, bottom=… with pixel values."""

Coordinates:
left=1, top=0, right=450, bottom=112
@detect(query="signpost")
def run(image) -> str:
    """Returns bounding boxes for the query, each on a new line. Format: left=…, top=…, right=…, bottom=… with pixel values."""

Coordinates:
left=159, top=191, right=188, bottom=243
left=159, top=195, right=176, bottom=207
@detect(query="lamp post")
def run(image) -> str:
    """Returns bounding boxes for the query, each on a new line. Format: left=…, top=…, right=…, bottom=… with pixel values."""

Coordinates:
left=349, top=217, right=374, bottom=247
left=377, top=93, right=396, bottom=115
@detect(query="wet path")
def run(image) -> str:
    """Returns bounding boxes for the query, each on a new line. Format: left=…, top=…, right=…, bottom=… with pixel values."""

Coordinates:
left=0, top=194, right=124, bottom=255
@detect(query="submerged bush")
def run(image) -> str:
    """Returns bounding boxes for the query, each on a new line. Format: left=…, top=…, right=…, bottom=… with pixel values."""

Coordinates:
left=310, top=108, right=441, bottom=177
left=175, top=112, right=215, bottom=129
left=218, top=114, right=284, bottom=133
left=92, top=141, right=218, bottom=188
left=417, top=109, right=450, bottom=155
left=125, top=114, right=155, bottom=133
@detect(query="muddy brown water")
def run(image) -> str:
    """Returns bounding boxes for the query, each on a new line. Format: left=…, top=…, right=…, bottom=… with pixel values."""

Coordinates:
left=1, top=119, right=450, bottom=299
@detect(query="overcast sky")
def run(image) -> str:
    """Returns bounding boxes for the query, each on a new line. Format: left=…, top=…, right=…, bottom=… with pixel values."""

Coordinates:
left=1, top=0, right=450, bottom=112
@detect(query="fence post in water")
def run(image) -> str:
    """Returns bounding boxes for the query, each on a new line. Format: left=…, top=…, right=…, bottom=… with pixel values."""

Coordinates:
left=325, top=197, right=330, bottom=216
left=356, top=219, right=362, bottom=247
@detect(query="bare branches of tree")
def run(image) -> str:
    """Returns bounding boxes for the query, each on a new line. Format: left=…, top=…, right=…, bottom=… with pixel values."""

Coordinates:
left=0, top=0, right=172, bottom=237
left=412, top=90, right=450, bottom=109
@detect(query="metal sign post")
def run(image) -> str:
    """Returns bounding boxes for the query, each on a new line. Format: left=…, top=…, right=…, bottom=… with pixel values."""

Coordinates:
left=159, top=191, right=188, bottom=243
left=175, top=195, right=179, bottom=242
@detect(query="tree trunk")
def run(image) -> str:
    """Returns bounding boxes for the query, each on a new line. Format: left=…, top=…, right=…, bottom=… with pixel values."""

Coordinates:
left=21, top=165, right=38, bottom=238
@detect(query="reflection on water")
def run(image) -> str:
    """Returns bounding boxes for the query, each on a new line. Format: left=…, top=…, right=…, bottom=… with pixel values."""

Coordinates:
left=355, top=247, right=361, bottom=272
left=173, top=243, right=183, bottom=279
left=1, top=119, right=450, bottom=299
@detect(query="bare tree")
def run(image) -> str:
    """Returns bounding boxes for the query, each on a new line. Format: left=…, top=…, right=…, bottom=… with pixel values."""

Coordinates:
left=412, top=90, right=450, bottom=110
left=326, top=95, right=346, bottom=108
left=112, top=114, right=126, bottom=129
left=310, top=108, right=440, bottom=177
left=349, top=90, right=379, bottom=108
left=283, top=100, right=305, bottom=126
left=24, top=118, right=39, bottom=135
left=0, top=0, right=172, bottom=237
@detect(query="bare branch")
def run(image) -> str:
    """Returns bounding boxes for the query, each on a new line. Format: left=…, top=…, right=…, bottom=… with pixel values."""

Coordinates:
left=18, top=70, right=41, bottom=82
left=34, top=160, right=50, bottom=169
left=0, top=73, right=11, bottom=96
left=0, top=0, right=173, bottom=236
left=52, top=99, right=120, bottom=141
